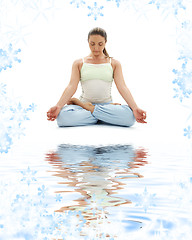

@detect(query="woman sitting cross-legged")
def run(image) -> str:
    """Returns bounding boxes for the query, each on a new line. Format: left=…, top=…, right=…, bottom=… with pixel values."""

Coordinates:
left=47, top=27, right=147, bottom=127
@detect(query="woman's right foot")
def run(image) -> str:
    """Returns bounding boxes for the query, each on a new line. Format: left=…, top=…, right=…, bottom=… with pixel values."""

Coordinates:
left=67, top=98, right=95, bottom=113
left=110, top=103, right=121, bottom=105
left=67, top=98, right=81, bottom=105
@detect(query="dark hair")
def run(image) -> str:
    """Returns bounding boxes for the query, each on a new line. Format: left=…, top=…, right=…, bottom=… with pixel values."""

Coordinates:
left=88, top=27, right=110, bottom=58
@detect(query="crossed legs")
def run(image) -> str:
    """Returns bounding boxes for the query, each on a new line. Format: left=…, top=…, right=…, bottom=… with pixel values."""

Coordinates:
left=57, top=98, right=136, bottom=127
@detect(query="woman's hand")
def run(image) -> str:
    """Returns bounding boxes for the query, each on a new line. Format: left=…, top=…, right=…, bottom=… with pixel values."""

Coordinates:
left=133, top=108, right=147, bottom=124
left=47, top=106, right=61, bottom=121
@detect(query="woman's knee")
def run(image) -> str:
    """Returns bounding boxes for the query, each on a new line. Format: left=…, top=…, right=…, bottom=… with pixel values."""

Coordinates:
left=121, top=105, right=136, bottom=127
left=56, top=110, right=68, bottom=127
left=56, top=107, right=97, bottom=127
left=56, top=106, right=77, bottom=127
left=124, top=116, right=136, bottom=127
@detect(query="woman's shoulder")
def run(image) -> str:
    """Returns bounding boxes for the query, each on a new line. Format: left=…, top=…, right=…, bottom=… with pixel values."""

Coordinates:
left=111, top=58, right=121, bottom=71
left=111, top=58, right=121, bottom=65
left=72, top=58, right=84, bottom=71
left=73, top=58, right=83, bottom=65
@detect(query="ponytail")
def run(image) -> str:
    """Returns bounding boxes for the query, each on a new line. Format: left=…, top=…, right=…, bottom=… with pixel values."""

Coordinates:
left=103, top=47, right=109, bottom=58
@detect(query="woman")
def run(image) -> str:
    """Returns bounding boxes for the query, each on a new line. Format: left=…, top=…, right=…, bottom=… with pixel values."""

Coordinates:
left=47, top=27, right=147, bottom=127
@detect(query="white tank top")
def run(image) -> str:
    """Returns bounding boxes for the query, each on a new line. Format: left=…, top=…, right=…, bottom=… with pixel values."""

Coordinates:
left=79, top=58, right=114, bottom=103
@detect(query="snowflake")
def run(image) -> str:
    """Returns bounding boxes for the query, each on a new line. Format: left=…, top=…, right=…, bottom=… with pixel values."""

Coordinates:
left=55, top=193, right=63, bottom=202
left=132, top=187, right=156, bottom=213
left=0, top=44, right=21, bottom=72
left=0, top=82, right=6, bottom=96
left=0, top=80, right=36, bottom=154
left=149, top=218, right=175, bottom=239
left=10, top=102, right=30, bottom=123
left=88, top=2, right=104, bottom=21
left=5, top=18, right=31, bottom=45
left=172, top=57, right=192, bottom=102
left=7, top=123, right=26, bottom=139
left=148, top=0, right=186, bottom=17
left=0, top=131, right=12, bottom=154
left=154, top=220, right=171, bottom=238
left=184, top=126, right=192, bottom=139
left=29, top=0, right=56, bottom=22
left=20, top=166, right=37, bottom=186
left=27, top=103, right=37, bottom=112
left=57, top=211, right=86, bottom=239
left=70, top=0, right=86, bottom=8
left=106, top=0, right=121, bottom=8
left=181, top=20, right=192, bottom=30
left=38, top=185, right=48, bottom=198
left=173, top=87, right=189, bottom=102
left=0, top=101, right=36, bottom=154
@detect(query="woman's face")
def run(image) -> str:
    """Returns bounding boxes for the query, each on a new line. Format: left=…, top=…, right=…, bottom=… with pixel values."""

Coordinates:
left=88, top=34, right=106, bottom=57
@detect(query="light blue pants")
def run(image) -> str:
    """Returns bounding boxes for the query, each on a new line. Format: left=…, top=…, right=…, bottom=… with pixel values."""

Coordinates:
left=57, top=102, right=136, bottom=127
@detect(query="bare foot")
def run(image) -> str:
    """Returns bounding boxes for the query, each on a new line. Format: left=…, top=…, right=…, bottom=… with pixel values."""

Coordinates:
left=110, top=103, right=121, bottom=105
left=83, top=102, right=95, bottom=113
left=67, top=98, right=81, bottom=105
left=67, top=98, right=95, bottom=113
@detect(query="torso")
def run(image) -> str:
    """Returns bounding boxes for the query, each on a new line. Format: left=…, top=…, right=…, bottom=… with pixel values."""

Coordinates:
left=78, top=56, right=115, bottom=103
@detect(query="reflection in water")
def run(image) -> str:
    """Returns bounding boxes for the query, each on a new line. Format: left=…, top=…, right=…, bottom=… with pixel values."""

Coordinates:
left=45, top=144, right=148, bottom=238
left=45, top=144, right=148, bottom=225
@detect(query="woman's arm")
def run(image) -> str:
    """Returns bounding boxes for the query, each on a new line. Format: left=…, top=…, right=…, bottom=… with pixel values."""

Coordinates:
left=113, top=59, right=137, bottom=110
left=56, top=59, right=81, bottom=108
left=47, top=59, right=81, bottom=121
left=113, top=59, right=147, bottom=123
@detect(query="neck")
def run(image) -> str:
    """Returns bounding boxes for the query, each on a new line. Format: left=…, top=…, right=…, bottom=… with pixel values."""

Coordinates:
left=89, top=53, right=106, bottom=60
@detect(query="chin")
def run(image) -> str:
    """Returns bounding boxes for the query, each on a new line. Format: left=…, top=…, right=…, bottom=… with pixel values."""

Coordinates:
left=93, top=52, right=100, bottom=56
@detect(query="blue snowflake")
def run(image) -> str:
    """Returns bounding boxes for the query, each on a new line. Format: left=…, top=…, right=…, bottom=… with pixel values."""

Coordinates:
left=55, top=193, right=63, bottom=202
left=20, top=166, right=37, bottom=186
left=150, top=219, right=174, bottom=238
left=10, top=102, right=30, bottom=123
left=56, top=210, right=86, bottom=239
left=148, top=0, right=161, bottom=9
left=0, top=101, right=36, bottom=154
left=0, top=132, right=12, bottom=154
left=88, top=2, right=104, bottom=21
left=0, top=44, right=21, bottom=72
left=29, top=0, right=56, bottom=22
left=5, top=18, right=31, bottom=45
left=26, top=103, right=37, bottom=112
left=106, top=0, right=121, bottom=8
left=38, top=185, right=48, bottom=198
left=38, top=214, right=57, bottom=235
left=173, top=87, right=189, bottom=102
left=131, top=187, right=156, bottom=213
left=148, top=0, right=186, bottom=17
left=172, top=57, right=192, bottom=102
left=7, top=123, right=26, bottom=139
left=184, top=126, right=192, bottom=139
left=0, top=79, right=36, bottom=153
left=70, top=0, right=86, bottom=8
left=181, top=20, right=192, bottom=30
left=0, top=83, right=6, bottom=96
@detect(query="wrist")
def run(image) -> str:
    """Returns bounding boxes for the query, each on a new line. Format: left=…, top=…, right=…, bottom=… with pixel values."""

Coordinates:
left=131, top=106, right=138, bottom=112
left=56, top=104, right=62, bottom=109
